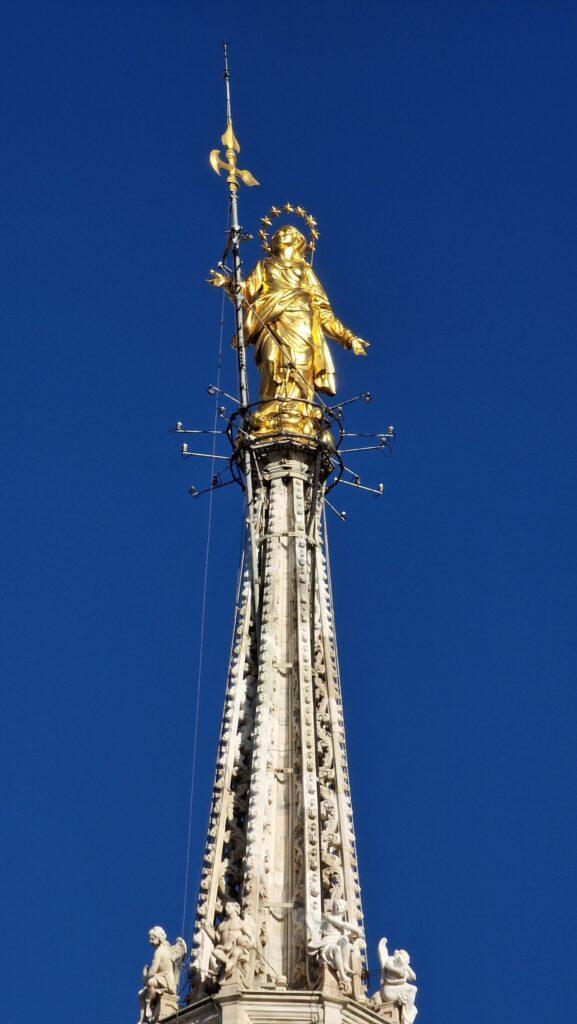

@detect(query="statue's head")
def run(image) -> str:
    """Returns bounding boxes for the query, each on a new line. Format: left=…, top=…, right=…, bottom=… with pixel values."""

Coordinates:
left=394, top=949, right=410, bottom=964
left=225, top=901, right=241, bottom=917
left=148, top=926, right=167, bottom=946
left=271, top=224, right=307, bottom=260
left=331, top=898, right=348, bottom=916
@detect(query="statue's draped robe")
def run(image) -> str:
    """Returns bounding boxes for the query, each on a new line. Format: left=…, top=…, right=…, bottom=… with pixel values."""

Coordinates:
left=242, top=256, right=356, bottom=402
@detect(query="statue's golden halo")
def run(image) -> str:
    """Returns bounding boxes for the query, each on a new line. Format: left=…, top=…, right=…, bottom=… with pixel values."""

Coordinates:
left=258, top=203, right=320, bottom=262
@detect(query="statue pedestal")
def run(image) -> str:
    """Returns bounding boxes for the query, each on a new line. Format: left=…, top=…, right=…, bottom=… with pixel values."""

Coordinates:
left=316, top=964, right=345, bottom=999
left=374, top=1001, right=404, bottom=1024
left=153, top=993, right=180, bottom=1022
left=169, top=989, right=389, bottom=1024
left=315, top=961, right=365, bottom=1003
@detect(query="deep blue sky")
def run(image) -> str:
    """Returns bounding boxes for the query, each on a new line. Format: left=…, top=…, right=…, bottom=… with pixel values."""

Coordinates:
left=3, top=2, right=577, bottom=1021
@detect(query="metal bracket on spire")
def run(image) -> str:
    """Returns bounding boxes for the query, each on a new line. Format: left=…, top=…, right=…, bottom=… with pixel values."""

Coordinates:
left=170, top=385, right=396, bottom=544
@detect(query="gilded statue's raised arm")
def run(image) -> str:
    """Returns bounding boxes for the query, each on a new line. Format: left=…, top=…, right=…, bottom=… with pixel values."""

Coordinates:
left=306, top=264, right=369, bottom=357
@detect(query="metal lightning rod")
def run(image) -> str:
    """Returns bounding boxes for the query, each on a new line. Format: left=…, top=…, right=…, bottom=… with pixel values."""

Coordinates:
left=210, top=43, right=261, bottom=615
left=222, top=45, right=252, bottom=417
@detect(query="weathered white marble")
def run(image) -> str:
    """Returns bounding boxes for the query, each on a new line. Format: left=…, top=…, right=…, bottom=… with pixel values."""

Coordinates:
left=188, top=440, right=368, bottom=996
left=134, top=440, right=421, bottom=1024
left=374, top=939, right=417, bottom=1024
left=309, top=897, right=364, bottom=988
left=137, top=927, right=186, bottom=1023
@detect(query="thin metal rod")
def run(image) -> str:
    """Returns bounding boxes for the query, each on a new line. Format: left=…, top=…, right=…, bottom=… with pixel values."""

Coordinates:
left=223, top=42, right=233, bottom=125
left=222, top=44, right=260, bottom=619
left=207, top=384, right=239, bottom=403
left=337, top=461, right=363, bottom=480
left=342, top=431, right=387, bottom=439
left=324, top=497, right=347, bottom=522
left=335, top=478, right=383, bottom=496
left=329, top=392, right=372, bottom=411
left=181, top=451, right=229, bottom=461
left=338, top=444, right=388, bottom=454
left=171, top=427, right=226, bottom=436
left=190, top=479, right=237, bottom=499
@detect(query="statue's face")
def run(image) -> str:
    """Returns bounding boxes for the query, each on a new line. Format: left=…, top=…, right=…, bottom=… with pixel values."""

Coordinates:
left=148, top=926, right=166, bottom=946
left=226, top=901, right=240, bottom=918
left=272, top=225, right=306, bottom=258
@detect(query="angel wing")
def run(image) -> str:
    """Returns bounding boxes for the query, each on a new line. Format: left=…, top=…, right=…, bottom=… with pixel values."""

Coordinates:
left=306, top=911, right=325, bottom=954
left=169, top=937, right=187, bottom=985
left=243, top=912, right=257, bottom=944
left=377, top=937, right=389, bottom=970
left=190, top=929, right=214, bottom=985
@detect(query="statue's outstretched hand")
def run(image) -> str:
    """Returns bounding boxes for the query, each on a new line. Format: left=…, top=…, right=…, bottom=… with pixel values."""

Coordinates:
left=351, top=337, right=370, bottom=356
left=207, top=269, right=228, bottom=289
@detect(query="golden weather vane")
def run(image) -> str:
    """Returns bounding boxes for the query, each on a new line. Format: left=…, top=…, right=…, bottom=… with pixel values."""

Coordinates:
left=209, top=41, right=258, bottom=191
left=209, top=123, right=259, bottom=189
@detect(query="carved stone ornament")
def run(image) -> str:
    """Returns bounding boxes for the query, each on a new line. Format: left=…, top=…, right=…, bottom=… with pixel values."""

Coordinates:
left=137, top=926, right=186, bottom=1023
left=373, top=938, right=418, bottom=1024
left=186, top=446, right=369, bottom=993
left=198, top=901, right=256, bottom=987
left=309, top=898, right=364, bottom=991
left=188, top=926, right=216, bottom=997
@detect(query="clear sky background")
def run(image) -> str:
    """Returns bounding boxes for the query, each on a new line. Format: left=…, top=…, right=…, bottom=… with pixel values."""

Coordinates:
left=2, top=2, right=576, bottom=1021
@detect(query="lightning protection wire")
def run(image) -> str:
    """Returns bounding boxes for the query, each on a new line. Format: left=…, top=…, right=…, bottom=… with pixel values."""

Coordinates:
left=180, top=252, right=228, bottom=940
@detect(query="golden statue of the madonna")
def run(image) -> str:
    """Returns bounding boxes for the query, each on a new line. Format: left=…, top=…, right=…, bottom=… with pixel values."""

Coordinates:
left=210, top=211, right=369, bottom=435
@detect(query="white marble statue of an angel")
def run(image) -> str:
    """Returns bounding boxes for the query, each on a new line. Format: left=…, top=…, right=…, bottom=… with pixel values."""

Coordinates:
left=377, top=938, right=418, bottom=1024
left=309, top=898, right=364, bottom=987
left=137, top=926, right=187, bottom=1023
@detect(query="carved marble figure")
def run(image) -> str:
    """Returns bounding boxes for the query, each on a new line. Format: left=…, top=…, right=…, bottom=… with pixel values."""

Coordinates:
left=137, top=926, right=186, bottom=1023
left=201, top=901, right=256, bottom=983
left=376, top=939, right=418, bottom=1024
left=310, top=897, right=364, bottom=987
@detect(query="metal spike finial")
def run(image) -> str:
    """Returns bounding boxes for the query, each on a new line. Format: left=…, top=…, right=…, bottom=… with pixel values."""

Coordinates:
left=209, top=43, right=259, bottom=189
left=208, top=44, right=261, bottom=621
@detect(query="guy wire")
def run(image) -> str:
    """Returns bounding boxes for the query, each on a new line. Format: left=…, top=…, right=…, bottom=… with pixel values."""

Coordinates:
left=183, top=516, right=247, bottom=960
left=180, top=221, right=229, bottom=938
